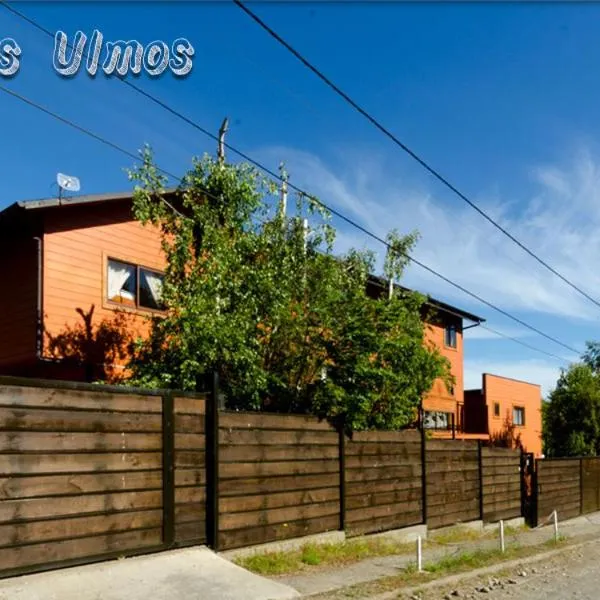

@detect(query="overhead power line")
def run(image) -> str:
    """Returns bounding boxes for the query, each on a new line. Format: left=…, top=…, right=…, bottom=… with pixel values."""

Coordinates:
left=0, top=4, right=582, bottom=356
left=0, top=81, right=581, bottom=358
left=233, top=0, right=600, bottom=314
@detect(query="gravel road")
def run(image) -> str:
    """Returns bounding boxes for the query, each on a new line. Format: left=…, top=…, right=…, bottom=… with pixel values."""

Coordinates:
left=422, top=538, right=600, bottom=600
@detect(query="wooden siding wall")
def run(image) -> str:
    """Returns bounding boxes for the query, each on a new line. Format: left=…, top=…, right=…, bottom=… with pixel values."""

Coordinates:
left=481, top=447, right=521, bottom=522
left=425, top=439, right=481, bottom=529
left=537, top=459, right=581, bottom=522
left=345, top=430, right=422, bottom=536
left=0, top=380, right=207, bottom=578
left=218, top=412, right=340, bottom=550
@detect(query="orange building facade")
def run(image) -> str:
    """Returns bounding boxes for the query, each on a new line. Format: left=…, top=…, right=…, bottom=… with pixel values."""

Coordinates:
left=0, top=191, right=543, bottom=454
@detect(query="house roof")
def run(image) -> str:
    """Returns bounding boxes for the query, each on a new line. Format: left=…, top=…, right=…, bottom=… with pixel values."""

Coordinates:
left=0, top=190, right=486, bottom=325
left=367, top=274, right=485, bottom=325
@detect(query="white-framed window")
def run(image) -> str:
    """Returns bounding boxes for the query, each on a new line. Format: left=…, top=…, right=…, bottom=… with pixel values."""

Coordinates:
left=107, top=258, right=165, bottom=311
left=513, top=406, right=525, bottom=426
left=423, top=410, right=452, bottom=430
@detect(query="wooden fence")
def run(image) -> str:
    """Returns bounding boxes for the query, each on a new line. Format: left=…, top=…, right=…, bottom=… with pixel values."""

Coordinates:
left=0, top=377, right=207, bottom=578
left=218, top=412, right=340, bottom=550
left=345, top=430, right=422, bottom=537
left=0, top=376, right=528, bottom=576
left=481, top=447, right=522, bottom=523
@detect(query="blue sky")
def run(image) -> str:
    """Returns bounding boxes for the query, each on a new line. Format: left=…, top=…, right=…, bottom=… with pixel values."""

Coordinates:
left=2, top=2, right=600, bottom=395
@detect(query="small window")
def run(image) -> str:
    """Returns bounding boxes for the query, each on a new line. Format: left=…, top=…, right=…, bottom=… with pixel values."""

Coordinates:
left=423, top=411, right=452, bottom=430
left=513, top=406, right=525, bottom=426
left=107, top=258, right=164, bottom=311
left=494, top=403, right=500, bottom=417
left=444, top=324, right=457, bottom=349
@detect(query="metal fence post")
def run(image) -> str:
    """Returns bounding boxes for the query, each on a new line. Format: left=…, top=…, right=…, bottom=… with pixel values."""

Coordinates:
left=580, top=458, right=584, bottom=516
left=338, top=420, right=346, bottom=532
left=162, top=392, right=175, bottom=548
left=420, top=412, right=427, bottom=525
left=206, top=371, right=220, bottom=551
left=478, top=440, right=484, bottom=521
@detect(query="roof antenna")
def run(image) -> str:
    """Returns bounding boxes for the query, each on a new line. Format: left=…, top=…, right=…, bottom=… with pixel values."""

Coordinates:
left=56, top=173, right=81, bottom=203
left=218, top=118, right=229, bottom=162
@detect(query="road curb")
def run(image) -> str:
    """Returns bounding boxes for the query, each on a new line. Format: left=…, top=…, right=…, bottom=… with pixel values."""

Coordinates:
left=362, top=537, right=600, bottom=600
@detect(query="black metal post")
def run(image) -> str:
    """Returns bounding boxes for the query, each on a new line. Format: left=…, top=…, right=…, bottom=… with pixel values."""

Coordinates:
left=338, top=420, right=346, bottom=532
left=420, top=408, right=427, bottom=525
left=580, top=458, right=584, bottom=516
left=477, top=440, right=484, bottom=521
left=206, top=371, right=220, bottom=551
left=162, top=392, right=175, bottom=548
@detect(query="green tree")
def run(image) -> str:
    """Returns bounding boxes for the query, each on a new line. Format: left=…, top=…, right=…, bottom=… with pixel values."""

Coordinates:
left=543, top=363, right=600, bottom=457
left=126, top=149, right=450, bottom=430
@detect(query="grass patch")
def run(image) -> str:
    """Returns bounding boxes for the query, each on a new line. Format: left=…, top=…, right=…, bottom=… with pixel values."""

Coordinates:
left=234, top=538, right=414, bottom=576
left=310, top=536, right=569, bottom=599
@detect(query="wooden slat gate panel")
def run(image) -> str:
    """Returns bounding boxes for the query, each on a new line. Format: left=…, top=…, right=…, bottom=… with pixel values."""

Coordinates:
left=481, top=447, right=521, bottom=522
left=218, top=412, right=340, bottom=550
left=0, top=379, right=208, bottom=579
left=537, top=459, right=580, bottom=522
left=426, top=439, right=480, bottom=529
left=344, top=430, right=422, bottom=536
left=581, top=458, right=600, bottom=515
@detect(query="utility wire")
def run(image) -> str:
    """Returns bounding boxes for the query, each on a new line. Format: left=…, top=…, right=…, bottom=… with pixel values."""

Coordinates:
left=0, top=6, right=582, bottom=356
left=233, top=0, right=600, bottom=313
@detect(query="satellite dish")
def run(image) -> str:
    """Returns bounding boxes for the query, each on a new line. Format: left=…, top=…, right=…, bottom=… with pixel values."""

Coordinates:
left=57, top=173, right=81, bottom=194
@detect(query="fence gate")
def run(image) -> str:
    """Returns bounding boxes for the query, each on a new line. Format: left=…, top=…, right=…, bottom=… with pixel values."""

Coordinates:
left=520, top=452, right=537, bottom=527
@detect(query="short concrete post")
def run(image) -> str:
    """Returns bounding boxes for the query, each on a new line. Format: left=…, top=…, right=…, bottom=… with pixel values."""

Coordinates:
left=416, top=535, right=423, bottom=572
left=499, top=519, right=505, bottom=553
left=553, top=510, right=559, bottom=542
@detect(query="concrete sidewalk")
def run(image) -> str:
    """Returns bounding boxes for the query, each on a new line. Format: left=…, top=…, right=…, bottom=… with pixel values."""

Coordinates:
left=0, top=547, right=300, bottom=600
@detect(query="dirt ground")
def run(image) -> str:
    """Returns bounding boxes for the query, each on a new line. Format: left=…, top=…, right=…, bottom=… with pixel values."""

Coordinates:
left=409, top=538, right=600, bottom=600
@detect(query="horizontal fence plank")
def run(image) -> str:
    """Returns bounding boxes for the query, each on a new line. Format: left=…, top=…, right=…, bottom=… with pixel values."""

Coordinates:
left=0, top=490, right=162, bottom=523
left=0, top=432, right=162, bottom=453
left=346, top=510, right=423, bottom=537
left=220, top=473, right=338, bottom=497
left=175, top=468, right=206, bottom=487
left=0, top=408, right=161, bottom=433
left=220, top=460, right=338, bottom=479
left=174, top=433, right=205, bottom=451
left=220, top=487, right=339, bottom=514
left=0, top=528, right=162, bottom=572
left=345, top=455, right=421, bottom=469
left=220, top=500, right=340, bottom=531
left=220, top=412, right=332, bottom=432
left=346, top=465, right=419, bottom=483
left=173, top=397, right=206, bottom=415
left=346, top=486, right=421, bottom=510
left=174, top=415, right=205, bottom=434
left=219, top=445, right=339, bottom=463
left=349, top=431, right=421, bottom=443
left=219, top=429, right=337, bottom=446
left=0, top=509, right=162, bottom=549
left=175, top=521, right=206, bottom=544
left=0, top=386, right=162, bottom=414
left=218, top=514, right=339, bottom=550
left=0, top=453, right=162, bottom=476
left=174, top=504, right=205, bottom=524
left=346, top=500, right=421, bottom=524
left=345, top=443, right=421, bottom=457
left=0, top=470, right=163, bottom=500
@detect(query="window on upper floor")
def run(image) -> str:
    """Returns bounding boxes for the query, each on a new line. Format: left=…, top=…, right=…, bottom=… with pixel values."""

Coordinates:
left=107, top=258, right=165, bottom=311
left=513, top=406, right=525, bottom=426
left=423, top=410, right=452, bottom=430
left=494, top=402, right=500, bottom=417
left=444, top=323, right=457, bottom=349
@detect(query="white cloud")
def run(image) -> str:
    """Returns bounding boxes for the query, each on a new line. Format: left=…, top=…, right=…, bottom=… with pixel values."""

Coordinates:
left=464, top=326, right=533, bottom=341
left=464, top=358, right=564, bottom=398
left=256, top=145, right=600, bottom=324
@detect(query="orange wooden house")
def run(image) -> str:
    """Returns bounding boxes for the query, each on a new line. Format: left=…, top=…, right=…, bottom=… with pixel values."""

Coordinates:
left=0, top=191, right=542, bottom=455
